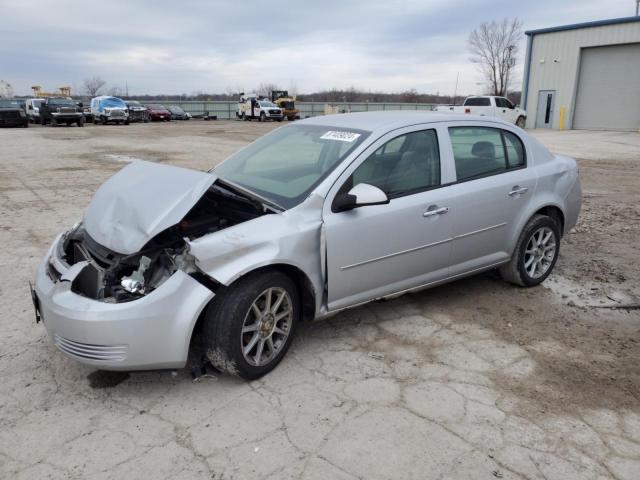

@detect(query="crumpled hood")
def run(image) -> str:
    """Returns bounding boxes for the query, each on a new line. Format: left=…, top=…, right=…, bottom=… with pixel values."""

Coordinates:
left=84, top=160, right=216, bottom=254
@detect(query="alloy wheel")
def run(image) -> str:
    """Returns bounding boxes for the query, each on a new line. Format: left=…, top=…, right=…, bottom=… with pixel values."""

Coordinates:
left=523, top=226, right=556, bottom=279
left=240, top=287, right=293, bottom=367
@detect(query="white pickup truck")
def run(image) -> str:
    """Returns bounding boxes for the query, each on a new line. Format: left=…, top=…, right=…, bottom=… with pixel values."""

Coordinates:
left=437, top=96, right=526, bottom=127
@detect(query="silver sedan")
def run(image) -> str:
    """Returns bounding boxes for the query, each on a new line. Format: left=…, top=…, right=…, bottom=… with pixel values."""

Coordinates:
left=32, top=112, right=582, bottom=379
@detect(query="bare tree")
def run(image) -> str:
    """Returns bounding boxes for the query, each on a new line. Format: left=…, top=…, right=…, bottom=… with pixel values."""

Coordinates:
left=254, top=82, right=280, bottom=97
left=468, top=18, right=522, bottom=97
left=107, top=85, right=123, bottom=97
left=83, top=76, right=106, bottom=97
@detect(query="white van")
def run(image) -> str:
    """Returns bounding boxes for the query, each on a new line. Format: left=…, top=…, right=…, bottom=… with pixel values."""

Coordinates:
left=25, top=98, right=45, bottom=123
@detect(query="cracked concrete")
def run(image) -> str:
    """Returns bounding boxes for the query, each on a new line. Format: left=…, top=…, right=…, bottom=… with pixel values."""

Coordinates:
left=1, top=122, right=639, bottom=479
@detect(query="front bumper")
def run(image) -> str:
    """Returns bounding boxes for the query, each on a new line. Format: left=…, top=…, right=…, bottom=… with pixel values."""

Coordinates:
left=51, top=112, right=82, bottom=121
left=33, top=236, right=215, bottom=370
left=0, top=116, right=28, bottom=127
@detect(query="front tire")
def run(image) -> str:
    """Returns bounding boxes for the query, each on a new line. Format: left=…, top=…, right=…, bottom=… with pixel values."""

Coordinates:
left=259, top=112, right=266, bottom=122
left=500, top=214, right=560, bottom=287
left=202, top=270, right=299, bottom=380
left=516, top=116, right=526, bottom=128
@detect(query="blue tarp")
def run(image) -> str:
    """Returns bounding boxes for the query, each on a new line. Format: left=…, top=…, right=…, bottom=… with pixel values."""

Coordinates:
left=100, top=97, right=127, bottom=109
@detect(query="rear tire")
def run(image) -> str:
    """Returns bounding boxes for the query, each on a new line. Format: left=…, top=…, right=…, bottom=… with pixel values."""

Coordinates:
left=500, top=214, right=560, bottom=287
left=202, top=270, right=299, bottom=380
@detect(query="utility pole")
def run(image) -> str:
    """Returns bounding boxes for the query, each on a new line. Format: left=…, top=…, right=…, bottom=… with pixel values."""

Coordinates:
left=453, top=72, right=459, bottom=105
left=504, top=45, right=515, bottom=98
left=636, top=0, right=639, bottom=16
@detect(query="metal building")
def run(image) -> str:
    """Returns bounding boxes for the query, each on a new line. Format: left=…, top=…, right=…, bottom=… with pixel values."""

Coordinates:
left=522, top=16, right=640, bottom=131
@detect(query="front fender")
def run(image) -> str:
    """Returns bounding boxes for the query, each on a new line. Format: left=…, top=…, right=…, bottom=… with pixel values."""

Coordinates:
left=187, top=205, right=325, bottom=316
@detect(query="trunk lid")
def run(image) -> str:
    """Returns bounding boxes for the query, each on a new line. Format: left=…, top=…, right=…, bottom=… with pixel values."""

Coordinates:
left=83, top=160, right=216, bottom=254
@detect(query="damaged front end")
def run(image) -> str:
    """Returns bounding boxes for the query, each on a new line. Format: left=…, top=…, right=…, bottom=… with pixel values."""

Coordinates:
left=52, top=161, right=274, bottom=303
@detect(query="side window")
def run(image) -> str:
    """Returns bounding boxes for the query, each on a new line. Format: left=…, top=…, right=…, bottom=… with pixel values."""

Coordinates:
left=464, top=97, right=491, bottom=107
left=449, top=127, right=525, bottom=181
left=380, top=135, right=405, bottom=154
left=495, top=97, right=507, bottom=108
left=503, top=131, right=525, bottom=167
left=349, top=129, right=440, bottom=197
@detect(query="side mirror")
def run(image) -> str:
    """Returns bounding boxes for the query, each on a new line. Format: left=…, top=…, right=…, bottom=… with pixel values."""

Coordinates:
left=333, top=183, right=389, bottom=212
left=78, top=102, right=83, bottom=108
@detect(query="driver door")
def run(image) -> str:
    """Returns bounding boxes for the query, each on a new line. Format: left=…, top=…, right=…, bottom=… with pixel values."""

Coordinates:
left=323, top=126, right=456, bottom=311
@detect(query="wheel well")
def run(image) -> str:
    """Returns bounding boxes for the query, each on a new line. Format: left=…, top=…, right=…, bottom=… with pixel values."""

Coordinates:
left=266, top=264, right=317, bottom=322
left=210, top=265, right=317, bottom=322
left=188, top=264, right=317, bottom=356
left=534, top=206, right=565, bottom=235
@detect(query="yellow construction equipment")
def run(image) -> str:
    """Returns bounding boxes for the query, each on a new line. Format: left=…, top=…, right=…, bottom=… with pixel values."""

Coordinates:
left=31, top=85, right=72, bottom=98
left=271, top=90, right=299, bottom=121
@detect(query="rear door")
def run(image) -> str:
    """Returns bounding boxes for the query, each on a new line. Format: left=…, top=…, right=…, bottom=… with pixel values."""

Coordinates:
left=443, top=124, right=537, bottom=275
left=323, top=125, right=456, bottom=311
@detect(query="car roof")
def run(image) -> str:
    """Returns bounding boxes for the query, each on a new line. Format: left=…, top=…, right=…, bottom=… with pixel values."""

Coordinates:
left=298, top=111, right=514, bottom=133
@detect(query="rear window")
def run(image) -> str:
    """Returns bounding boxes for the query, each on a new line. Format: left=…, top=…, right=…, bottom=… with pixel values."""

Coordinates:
left=464, top=97, right=491, bottom=107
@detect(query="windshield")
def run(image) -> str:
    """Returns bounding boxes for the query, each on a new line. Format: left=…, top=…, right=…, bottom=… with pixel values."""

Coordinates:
left=169, top=106, right=184, bottom=113
left=0, top=99, right=20, bottom=108
left=259, top=101, right=277, bottom=108
left=101, top=97, right=126, bottom=108
left=147, top=104, right=165, bottom=110
left=33, top=100, right=44, bottom=107
left=49, top=98, right=76, bottom=106
left=214, top=125, right=370, bottom=209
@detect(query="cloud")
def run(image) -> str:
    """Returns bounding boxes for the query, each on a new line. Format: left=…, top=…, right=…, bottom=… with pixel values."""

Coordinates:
left=1, top=0, right=635, bottom=95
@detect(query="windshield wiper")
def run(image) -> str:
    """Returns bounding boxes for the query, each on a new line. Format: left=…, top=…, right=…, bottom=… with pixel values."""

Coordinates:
left=215, top=178, right=285, bottom=213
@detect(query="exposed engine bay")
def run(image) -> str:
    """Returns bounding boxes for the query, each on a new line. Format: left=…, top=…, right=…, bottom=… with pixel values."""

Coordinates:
left=52, top=182, right=270, bottom=303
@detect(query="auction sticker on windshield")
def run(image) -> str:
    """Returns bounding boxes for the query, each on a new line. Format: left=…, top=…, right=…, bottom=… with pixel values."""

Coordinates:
left=320, top=131, right=361, bottom=142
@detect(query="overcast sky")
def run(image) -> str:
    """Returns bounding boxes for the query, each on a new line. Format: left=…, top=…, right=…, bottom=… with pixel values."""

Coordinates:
left=1, top=0, right=637, bottom=96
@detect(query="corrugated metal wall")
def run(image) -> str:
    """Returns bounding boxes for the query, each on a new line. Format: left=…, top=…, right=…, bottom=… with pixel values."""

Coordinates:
left=135, top=101, right=438, bottom=120
left=524, top=21, right=640, bottom=129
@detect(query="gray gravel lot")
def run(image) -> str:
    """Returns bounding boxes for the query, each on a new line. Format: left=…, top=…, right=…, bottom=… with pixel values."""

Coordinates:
left=1, top=121, right=639, bottom=479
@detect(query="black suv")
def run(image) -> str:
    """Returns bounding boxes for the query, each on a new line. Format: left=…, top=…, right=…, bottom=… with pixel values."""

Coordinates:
left=40, top=97, right=84, bottom=127
left=0, top=98, right=28, bottom=128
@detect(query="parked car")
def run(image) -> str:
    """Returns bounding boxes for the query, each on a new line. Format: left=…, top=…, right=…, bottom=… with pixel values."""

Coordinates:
left=125, top=100, right=150, bottom=123
left=32, top=112, right=581, bottom=379
left=25, top=98, right=45, bottom=123
left=437, top=96, right=527, bottom=127
left=90, top=96, right=130, bottom=125
left=167, top=105, right=190, bottom=120
left=145, top=104, right=171, bottom=121
left=81, top=104, right=93, bottom=123
left=0, top=98, right=29, bottom=127
left=39, top=97, right=84, bottom=127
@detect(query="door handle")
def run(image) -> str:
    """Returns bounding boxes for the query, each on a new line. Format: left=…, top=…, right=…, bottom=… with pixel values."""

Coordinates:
left=423, top=206, right=449, bottom=217
left=508, top=186, right=528, bottom=196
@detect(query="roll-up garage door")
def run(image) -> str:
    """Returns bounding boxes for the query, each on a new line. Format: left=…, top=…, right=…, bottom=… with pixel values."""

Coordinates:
left=573, top=43, right=640, bottom=131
